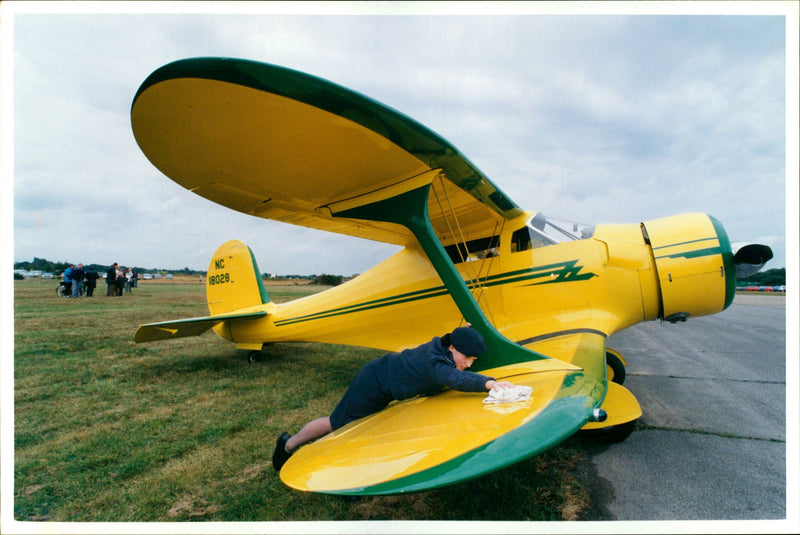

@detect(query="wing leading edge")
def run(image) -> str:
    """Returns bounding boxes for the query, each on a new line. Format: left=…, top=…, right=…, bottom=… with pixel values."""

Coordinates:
left=131, top=57, right=523, bottom=247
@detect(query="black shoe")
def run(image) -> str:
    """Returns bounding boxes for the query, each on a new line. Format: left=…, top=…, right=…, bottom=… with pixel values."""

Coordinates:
left=272, top=432, right=292, bottom=471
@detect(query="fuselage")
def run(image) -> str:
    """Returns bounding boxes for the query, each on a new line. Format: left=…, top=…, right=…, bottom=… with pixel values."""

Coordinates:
left=221, top=211, right=735, bottom=359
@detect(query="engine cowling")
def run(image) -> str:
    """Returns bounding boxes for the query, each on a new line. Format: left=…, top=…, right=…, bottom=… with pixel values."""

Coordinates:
left=642, top=213, right=736, bottom=322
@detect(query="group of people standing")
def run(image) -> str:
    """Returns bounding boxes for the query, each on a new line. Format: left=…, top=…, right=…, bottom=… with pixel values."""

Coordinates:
left=105, top=262, right=138, bottom=296
left=60, top=263, right=138, bottom=297
left=62, top=263, right=99, bottom=297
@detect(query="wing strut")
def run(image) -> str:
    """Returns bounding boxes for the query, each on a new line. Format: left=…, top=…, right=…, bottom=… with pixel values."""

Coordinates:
left=430, top=175, right=503, bottom=326
left=330, top=173, right=548, bottom=371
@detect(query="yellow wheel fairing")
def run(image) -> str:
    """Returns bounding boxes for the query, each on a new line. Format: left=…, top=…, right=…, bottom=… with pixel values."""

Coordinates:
left=604, top=347, right=627, bottom=384
left=580, top=381, right=641, bottom=430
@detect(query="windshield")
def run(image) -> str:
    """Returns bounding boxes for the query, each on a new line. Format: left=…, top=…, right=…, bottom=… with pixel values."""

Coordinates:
left=511, top=213, right=595, bottom=253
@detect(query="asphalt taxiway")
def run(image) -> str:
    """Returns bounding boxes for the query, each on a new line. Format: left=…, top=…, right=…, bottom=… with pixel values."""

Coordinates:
left=574, top=293, right=791, bottom=522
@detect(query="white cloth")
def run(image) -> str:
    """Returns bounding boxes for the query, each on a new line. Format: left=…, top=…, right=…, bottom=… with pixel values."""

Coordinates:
left=483, top=384, right=533, bottom=404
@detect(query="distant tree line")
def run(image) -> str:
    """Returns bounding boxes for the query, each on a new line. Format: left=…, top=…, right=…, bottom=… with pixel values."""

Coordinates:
left=263, top=274, right=317, bottom=280
left=14, top=257, right=71, bottom=273
left=14, top=257, right=204, bottom=276
left=737, top=268, right=785, bottom=286
left=313, top=274, right=344, bottom=286
left=15, top=257, right=350, bottom=282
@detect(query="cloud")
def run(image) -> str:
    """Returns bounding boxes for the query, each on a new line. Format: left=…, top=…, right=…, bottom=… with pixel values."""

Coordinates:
left=8, top=9, right=790, bottom=273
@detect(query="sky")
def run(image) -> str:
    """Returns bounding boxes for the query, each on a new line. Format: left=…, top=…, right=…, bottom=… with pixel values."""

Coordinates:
left=3, top=2, right=797, bottom=276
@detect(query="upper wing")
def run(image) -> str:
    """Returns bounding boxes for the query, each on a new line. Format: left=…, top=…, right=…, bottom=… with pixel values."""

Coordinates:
left=131, top=57, right=524, bottom=247
left=280, top=331, right=605, bottom=495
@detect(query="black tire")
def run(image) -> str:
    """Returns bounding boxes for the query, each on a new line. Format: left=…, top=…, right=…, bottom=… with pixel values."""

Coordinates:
left=606, top=350, right=626, bottom=385
left=582, top=419, right=637, bottom=444
left=55, top=284, right=66, bottom=297
left=248, top=350, right=261, bottom=363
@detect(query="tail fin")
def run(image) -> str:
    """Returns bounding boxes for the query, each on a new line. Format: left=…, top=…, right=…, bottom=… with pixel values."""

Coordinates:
left=207, top=240, right=270, bottom=315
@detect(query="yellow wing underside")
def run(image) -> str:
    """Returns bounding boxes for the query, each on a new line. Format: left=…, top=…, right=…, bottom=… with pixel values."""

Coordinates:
left=131, top=60, right=522, bottom=247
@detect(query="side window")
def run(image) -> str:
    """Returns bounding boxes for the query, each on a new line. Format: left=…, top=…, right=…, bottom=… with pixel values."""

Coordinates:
left=445, top=235, right=500, bottom=264
left=511, top=226, right=531, bottom=253
left=509, top=218, right=562, bottom=252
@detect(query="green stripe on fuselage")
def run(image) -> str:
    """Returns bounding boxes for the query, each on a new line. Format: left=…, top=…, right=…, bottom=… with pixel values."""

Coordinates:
left=273, top=285, right=450, bottom=327
left=274, top=261, right=596, bottom=327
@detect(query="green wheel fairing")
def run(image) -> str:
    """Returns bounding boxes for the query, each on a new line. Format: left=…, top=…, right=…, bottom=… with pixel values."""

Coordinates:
left=321, top=371, right=603, bottom=496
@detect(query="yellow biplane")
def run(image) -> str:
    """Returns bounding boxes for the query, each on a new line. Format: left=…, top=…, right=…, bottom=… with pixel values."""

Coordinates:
left=131, top=57, right=772, bottom=496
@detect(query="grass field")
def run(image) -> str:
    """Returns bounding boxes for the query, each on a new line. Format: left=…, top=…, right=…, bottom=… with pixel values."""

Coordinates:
left=13, top=277, right=590, bottom=522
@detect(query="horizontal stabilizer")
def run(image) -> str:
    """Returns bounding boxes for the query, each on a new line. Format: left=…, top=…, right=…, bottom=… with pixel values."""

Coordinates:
left=134, top=311, right=267, bottom=343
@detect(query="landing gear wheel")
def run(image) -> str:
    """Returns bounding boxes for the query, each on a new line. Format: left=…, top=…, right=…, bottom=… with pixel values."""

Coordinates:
left=248, top=350, right=261, bottom=363
left=606, top=348, right=626, bottom=385
left=582, top=419, right=637, bottom=443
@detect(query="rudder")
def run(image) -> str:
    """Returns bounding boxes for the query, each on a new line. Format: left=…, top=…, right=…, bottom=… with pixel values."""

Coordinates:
left=207, top=240, right=270, bottom=315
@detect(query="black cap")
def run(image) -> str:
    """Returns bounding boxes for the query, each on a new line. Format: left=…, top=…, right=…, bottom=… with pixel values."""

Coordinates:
left=450, top=327, right=487, bottom=357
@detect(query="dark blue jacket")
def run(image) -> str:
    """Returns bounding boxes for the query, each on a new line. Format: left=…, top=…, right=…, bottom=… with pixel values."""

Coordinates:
left=330, top=337, right=493, bottom=429
left=372, top=337, right=491, bottom=400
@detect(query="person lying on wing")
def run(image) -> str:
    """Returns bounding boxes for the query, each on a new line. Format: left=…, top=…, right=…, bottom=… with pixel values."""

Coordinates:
left=273, top=326, right=515, bottom=471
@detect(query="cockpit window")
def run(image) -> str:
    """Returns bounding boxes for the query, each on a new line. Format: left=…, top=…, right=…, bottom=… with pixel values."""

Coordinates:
left=511, top=214, right=595, bottom=253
